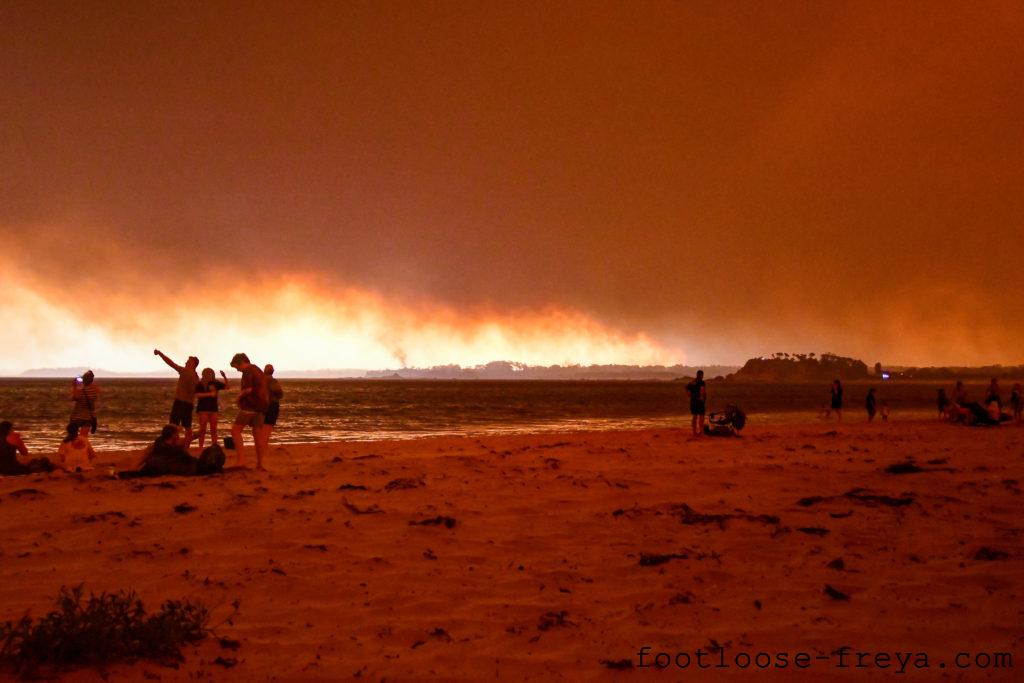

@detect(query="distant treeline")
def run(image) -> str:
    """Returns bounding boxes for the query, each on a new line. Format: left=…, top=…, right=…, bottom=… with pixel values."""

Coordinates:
left=886, top=365, right=1024, bottom=381
left=365, top=361, right=740, bottom=381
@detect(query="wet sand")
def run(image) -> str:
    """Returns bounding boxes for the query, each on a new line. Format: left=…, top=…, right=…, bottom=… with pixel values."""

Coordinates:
left=1, top=421, right=1022, bottom=680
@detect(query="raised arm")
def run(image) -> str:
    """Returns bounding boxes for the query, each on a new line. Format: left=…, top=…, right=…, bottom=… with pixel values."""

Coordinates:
left=153, top=349, right=183, bottom=372
left=219, top=370, right=230, bottom=390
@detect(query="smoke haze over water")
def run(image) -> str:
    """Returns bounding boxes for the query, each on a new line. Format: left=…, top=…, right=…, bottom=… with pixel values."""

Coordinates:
left=2, top=2, right=1023, bottom=370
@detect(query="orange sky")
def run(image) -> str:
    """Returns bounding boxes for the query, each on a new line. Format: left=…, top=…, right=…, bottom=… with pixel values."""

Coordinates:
left=2, top=1, right=1022, bottom=371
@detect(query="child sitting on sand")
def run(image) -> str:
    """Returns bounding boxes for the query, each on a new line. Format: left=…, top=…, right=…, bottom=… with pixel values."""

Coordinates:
left=58, top=423, right=96, bottom=472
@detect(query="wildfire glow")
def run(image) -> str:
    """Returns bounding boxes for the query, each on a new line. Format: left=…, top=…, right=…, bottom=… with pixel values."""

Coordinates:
left=0, top=269, right=684, bottom=373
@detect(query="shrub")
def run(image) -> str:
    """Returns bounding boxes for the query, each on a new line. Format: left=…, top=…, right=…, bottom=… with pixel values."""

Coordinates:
left=1, top=585, right=211, bottom=677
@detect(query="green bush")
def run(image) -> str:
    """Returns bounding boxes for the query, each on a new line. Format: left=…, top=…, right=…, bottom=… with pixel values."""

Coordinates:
left=1, top=585, right=210, bottom=677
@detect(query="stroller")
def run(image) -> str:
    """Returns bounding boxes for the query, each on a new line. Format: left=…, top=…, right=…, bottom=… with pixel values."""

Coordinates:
left=703, top=403, right=746, bottom=437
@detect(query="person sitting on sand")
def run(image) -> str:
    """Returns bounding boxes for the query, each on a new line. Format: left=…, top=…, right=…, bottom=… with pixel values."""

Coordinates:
left=947, top=381, right=971, bottom=422
left=69, top=370, right=100, bottom=433
left=261, top=364, right=284, bottom=445
left=953, top=380, right=968, bottom=407
left=154, top=349, right=200, bottom=446
left=937, top=388, right=950, bottom=419
left=1011, top=383, right=1023, bottom=424
left=865, top=388, right=877, bottom=422
left=825, top=379, right=843, bottom=422
left=685, top=370, right=707, bottom=436
left=58, top=423, right=96, bottom=472
left=985, top=378, right=1002, bottom=411
left=195, top=368, right=229, bottom=448
left=229, top=353, right=270, bottom=470
left=0, top=421, right=56, bottom=475
left=122, top=425, right=225, bottom=477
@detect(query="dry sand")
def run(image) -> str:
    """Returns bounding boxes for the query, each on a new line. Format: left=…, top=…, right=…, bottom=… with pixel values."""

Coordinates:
left=1, top=421, right=1022, bottom=681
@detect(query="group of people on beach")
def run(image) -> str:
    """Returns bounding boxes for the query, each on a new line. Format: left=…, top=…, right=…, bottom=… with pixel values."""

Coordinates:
left=820, top=379, right=890, bottom=423
left=682, top=373, right=1023, bottom=433
left=0, top=351, right=284, bottom=477
left=939, top=378, right=1022, bottom=426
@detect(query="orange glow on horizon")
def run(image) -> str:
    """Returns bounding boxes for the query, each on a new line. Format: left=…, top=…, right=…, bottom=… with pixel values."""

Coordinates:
left=0, top=267, right=684, bottom=373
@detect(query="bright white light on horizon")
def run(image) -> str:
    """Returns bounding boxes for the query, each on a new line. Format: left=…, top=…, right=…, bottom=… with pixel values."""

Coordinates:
left=0, top=273, right=684, bottom=373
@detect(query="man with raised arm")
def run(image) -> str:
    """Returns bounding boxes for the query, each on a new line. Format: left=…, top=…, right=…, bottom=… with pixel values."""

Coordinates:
left=154, top=349, right=200, bottom=446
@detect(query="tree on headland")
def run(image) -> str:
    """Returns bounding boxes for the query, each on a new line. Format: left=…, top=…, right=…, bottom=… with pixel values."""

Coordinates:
left=732, top=352, right=870, bottom=382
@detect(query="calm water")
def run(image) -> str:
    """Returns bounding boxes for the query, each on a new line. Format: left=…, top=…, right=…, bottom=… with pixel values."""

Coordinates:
left=0, top=379, right=978, bottom=452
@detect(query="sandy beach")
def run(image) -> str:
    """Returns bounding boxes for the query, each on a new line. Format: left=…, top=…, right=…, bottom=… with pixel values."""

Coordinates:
left=1, top=421, right=1022, bottom=681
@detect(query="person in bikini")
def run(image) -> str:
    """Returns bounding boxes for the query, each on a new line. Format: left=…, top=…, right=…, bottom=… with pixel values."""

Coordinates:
left=195, top=368, right=230, bottom=448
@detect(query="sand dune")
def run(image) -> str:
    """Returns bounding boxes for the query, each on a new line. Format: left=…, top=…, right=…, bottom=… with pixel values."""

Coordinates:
left=1, top=421, right=1021, bottom=680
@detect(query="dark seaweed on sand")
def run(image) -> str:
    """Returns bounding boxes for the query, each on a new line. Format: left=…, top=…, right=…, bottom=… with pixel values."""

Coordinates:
left=0, top=585, right=210, bottom=677
left=409, top=516, right=457, bottom=529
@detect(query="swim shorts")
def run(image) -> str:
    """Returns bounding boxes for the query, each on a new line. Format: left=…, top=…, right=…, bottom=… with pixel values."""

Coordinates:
left=169, top=399, right=194, bottom=428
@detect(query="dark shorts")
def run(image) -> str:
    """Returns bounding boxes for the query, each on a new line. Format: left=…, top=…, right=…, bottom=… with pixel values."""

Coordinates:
left=690, top=400, right=706, bottom=416
left=831, top=399, right=842, bottom=410
left=196, top=398, right=219, bottom=414
left=264, top=402, right=280, bottom=426
left=170, top=399, right=194, bottom=429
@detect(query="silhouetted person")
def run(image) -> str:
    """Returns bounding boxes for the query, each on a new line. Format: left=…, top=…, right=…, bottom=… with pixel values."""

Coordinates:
left=0, top=421, right=55, bottom=475
left=195, top=367, right=229, bottom=448
left=685, top=370, right=707, bottom=436
left=865, top=388, right=877, bottom=422
left=260, top=364, right=284, bottom=447
left=1011, top=383, right=1023, bottom=424
left=230, top=353, right=270, bottom=470
left=122, top=425, right=225, bottom=477
left=154, top=349, right=200, bottom=445
left=953, top=380, right=968, bottom=407
left=825, top=379, right=843, bottom=422
left=937, top=388, right=950, bottom=419
left=985, top=378, right=1002, bottom=410
left=69, top=370, right=100, bottom=433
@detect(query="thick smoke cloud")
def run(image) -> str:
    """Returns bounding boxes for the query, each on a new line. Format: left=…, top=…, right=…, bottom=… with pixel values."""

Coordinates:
left=1, top=2, right=1022, bottom=369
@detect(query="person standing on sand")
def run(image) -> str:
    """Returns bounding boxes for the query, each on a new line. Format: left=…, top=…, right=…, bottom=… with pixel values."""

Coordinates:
left=1011, top=383, right=1022, bottom=424
left=229, top=353, right=269, bottom=470
left=261, top=364, right=284, bottom=446
left=195, top=368, right=229, bottom=448
left=937, top=388, right=950, bottom=419
left=154, top=349, right=200, bottom=445
left=865, top=388, right=877, bottom=422
left=685, top=370, right=707, bottom=436
left=825, top=379, right=843, bottom=422
left=69, top=370, right=100, bottom=433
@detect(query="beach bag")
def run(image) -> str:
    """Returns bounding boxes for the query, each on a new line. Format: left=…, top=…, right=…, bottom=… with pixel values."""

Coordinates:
left=197, top=445, right=225, bottom=475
